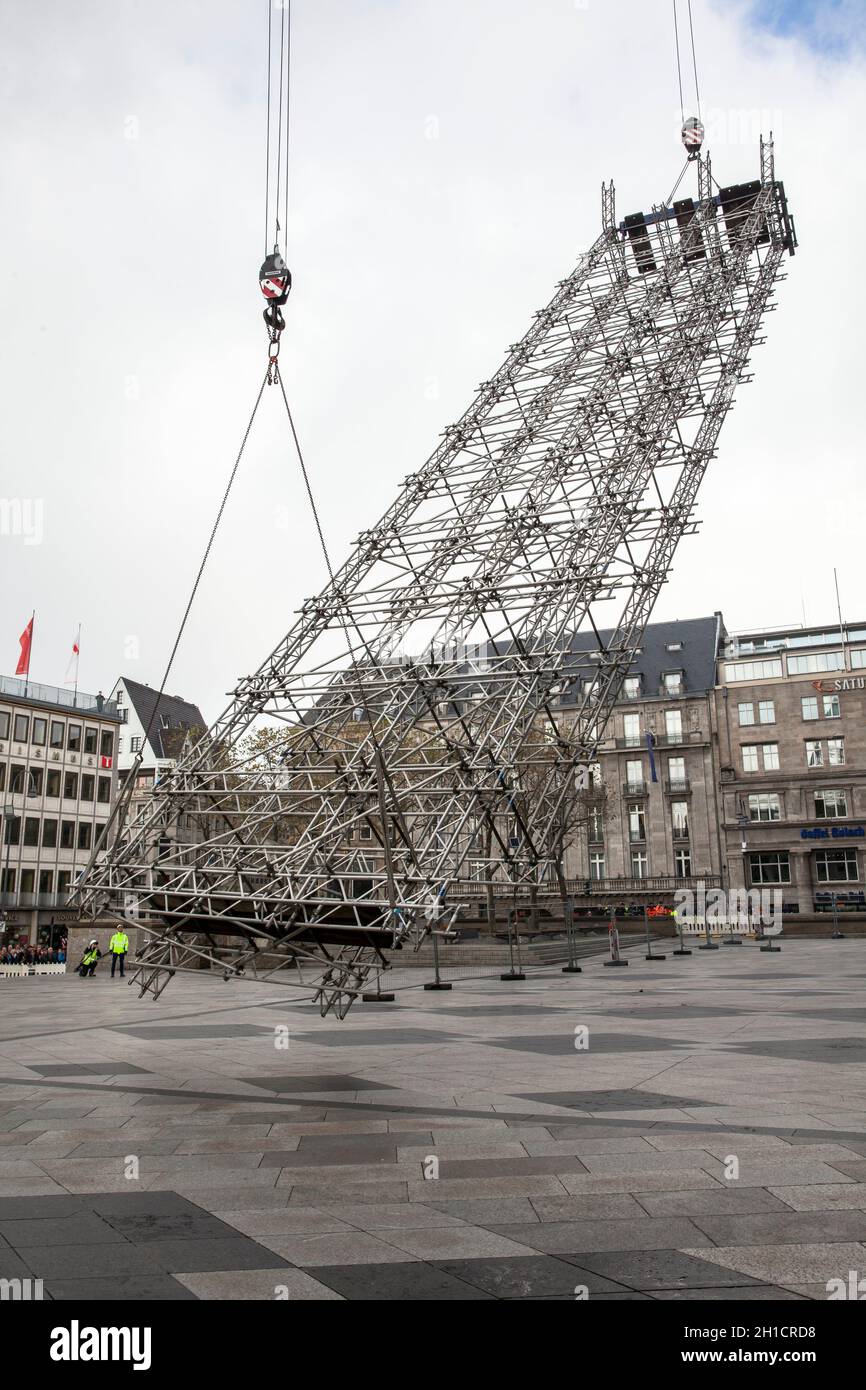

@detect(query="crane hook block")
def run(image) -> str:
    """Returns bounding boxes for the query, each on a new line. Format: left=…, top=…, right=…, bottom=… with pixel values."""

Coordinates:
left=259, top=249, right=292, bottom=307
left=681, top=116, right=705, bottom=159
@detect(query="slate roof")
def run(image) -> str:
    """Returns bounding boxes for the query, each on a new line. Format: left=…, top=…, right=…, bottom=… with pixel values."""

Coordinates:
left=119, top=678, right=206, bottom=759
left=564, top=613, right=723, bottom=700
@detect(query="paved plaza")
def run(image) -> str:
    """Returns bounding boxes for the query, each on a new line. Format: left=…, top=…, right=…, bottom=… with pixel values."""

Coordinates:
left=1, top=939, right=866, bottom=1301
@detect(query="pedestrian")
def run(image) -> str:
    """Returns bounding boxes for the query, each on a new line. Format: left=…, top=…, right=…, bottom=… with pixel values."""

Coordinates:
left=108, top=927, right=129, bottom=978
left=78, top=939, right=101, bottom=978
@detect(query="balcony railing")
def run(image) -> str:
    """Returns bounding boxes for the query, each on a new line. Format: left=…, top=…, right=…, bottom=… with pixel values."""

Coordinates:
left=664, top=778, right=691, bottom=794
left=0, top=891, right=75, bottom=910
left=580, top=874, right=721, bottom=894
left=0, top=674, right=119, bottom=718
left=622, top=781, right=647, bottom=797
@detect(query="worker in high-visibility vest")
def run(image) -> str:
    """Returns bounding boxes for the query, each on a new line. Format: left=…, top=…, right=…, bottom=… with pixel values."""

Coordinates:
left=109, top=928, right=130, bottom=979
left=79, top=940, right=101, bottom=979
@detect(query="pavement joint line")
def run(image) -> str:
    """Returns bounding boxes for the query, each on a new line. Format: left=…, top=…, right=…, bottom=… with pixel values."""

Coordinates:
left=0, top=1073, right=863, bottom=1146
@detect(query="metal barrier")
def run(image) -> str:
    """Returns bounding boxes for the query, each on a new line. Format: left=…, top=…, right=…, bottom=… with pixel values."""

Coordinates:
left=360, top=929, right=643, bottom=998
left=0, top=963, right=67, bottom=978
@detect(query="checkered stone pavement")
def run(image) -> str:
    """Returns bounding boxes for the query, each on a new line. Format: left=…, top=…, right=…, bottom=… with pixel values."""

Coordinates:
left=2, top=939, right=866, bottom=1300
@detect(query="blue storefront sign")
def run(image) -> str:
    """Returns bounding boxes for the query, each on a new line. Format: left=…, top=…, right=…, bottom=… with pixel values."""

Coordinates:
left=801, top=826, right=865, bottom=839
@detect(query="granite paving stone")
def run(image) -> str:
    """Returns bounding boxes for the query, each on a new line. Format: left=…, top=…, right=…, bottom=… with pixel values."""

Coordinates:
left=2, top=941, right=866, bottom=1299
left=175, top=1268, right=345, bottom=1300
left=309, top=1260, right=493, bottom=1299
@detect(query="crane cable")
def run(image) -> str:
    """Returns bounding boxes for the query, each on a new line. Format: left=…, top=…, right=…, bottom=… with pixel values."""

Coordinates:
left=672, top=0, right=702, bottom=124
left=264, top=0, right=292, bottom=257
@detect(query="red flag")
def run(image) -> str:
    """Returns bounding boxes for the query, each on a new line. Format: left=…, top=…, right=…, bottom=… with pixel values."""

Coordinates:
left=15, top=618, right=33, bottom=677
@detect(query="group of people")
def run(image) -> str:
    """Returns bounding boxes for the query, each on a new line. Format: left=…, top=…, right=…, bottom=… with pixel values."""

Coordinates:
left=0, top=944, right=66, bottom=965
left=78, top=930, right=130, bottom=979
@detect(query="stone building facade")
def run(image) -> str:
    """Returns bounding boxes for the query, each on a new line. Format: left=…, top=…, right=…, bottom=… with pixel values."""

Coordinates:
left=0, top=676, right=122, bottom=946
left=715, top=623, right=866, bottom=917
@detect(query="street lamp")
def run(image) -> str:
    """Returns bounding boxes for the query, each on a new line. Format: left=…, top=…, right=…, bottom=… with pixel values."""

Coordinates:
left=1, top=801, right=15, bottom=934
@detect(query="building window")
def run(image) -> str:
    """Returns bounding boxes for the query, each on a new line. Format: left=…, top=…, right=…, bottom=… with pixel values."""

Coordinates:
left=663, top=671, right=684, bottom=694
left=20, top=869, right=35, bottom=895
left=742, top=745, right=759, bottom=773
left=28, top=768, right=43, bottom=796
left=0, top=712, right=8, bottom=740
left=23, top=817, right=40, bottom=847
left=46, top=770, right=60, bottom=798
left=97, top=777, right=111, bottom=804
left=57, top=871, right=72, bottom=896
left=674, top=848, right=692, bottom=879
left=38, top=870, right=53, bottom=895
left=738, top=702, right=755, bottom=726
left=63, top=772, right=78, bottom=801
left=588, top=807, right=604, bottom=843
left=671, top=800, right=689, bottom=838
left=32, top=717, right=46, bottom=746
left=3, top=816, right=20, bottom=847
left=750, top=852, right=791, bottom=885
left=748, top=793, right=781, bottom=822
left=80, top=774, right=94, bottom=801
left=0, top=765, right=6, bottom=793
left=664, top=709, right=683, bottom=742
left=67, top=724, right=82, bottom=752
left=828, top=738, right=845, bottom=766
left=50, top=721, right=64, bottom=749
left=628, top=804, right=646, bottom=843
left=631, top=850, right=648, bottom=879
left=623, top=713, right=641, bottom=747
left=668, top=755, right=686, bottom=789
left=622, top=676, right=641, bottom=699
left=78, top=823, right=92, bottom=851
left=42, top=819, right=57, bottom=848
left=13, top=714, right=29, bottom=743
left=806, top=740, right=823, bottom=768
left=589, top=851, right=606, bottom=881
left=130, top=736, right=142, bottom=754
left=788, top=651, right=844, bottom=675
left=814, top=789, right=848, bottom=819
left=60, top=821, right=75, bottom=849
left=758, top=700, right=775, bottom=724
left=725, top=659, right=783, bottom=681
left=815, top=849, right=858, bottom=883
left=823, top=694, right=841, bottom=719
left=762, top=743, right=779, bottom=771
left=359, top=824, right=372, bottom=841
left=100, top=731, right=114, bottom=759
left=9, top=764, right=25, bottom=794
left=625, top=759, right=643, bottom=792
left=83, top=728, right=97, bottom=755
left=801, top=696, right=819, bottom=721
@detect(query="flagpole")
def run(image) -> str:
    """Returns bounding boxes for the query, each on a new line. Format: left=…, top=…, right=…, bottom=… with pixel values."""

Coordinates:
left=73, top=624, right=81, bottom=707
left=24, top=610, right=34, bottom=699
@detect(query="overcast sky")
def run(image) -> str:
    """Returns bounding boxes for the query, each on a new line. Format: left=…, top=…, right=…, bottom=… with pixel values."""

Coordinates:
left=1, top=0, right=864, bottom=723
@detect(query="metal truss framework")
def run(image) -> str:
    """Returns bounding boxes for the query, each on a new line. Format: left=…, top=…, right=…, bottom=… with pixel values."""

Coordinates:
left=75, top=141, right=797, bottom=1016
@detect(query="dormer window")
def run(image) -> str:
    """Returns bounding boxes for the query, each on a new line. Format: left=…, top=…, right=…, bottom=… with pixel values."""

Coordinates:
left=665, top=642, right=682, bottom=652
left=622, top=676, right=641, bottom=699
left=663, top=670, right=684, bottom=694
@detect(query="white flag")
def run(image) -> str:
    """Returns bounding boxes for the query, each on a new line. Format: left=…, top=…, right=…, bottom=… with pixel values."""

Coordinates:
left=64, top=631, right=80, bottom=687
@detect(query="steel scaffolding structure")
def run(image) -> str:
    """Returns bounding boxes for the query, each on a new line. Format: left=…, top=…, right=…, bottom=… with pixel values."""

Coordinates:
left=74, top=141, right=796, bottom=1015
